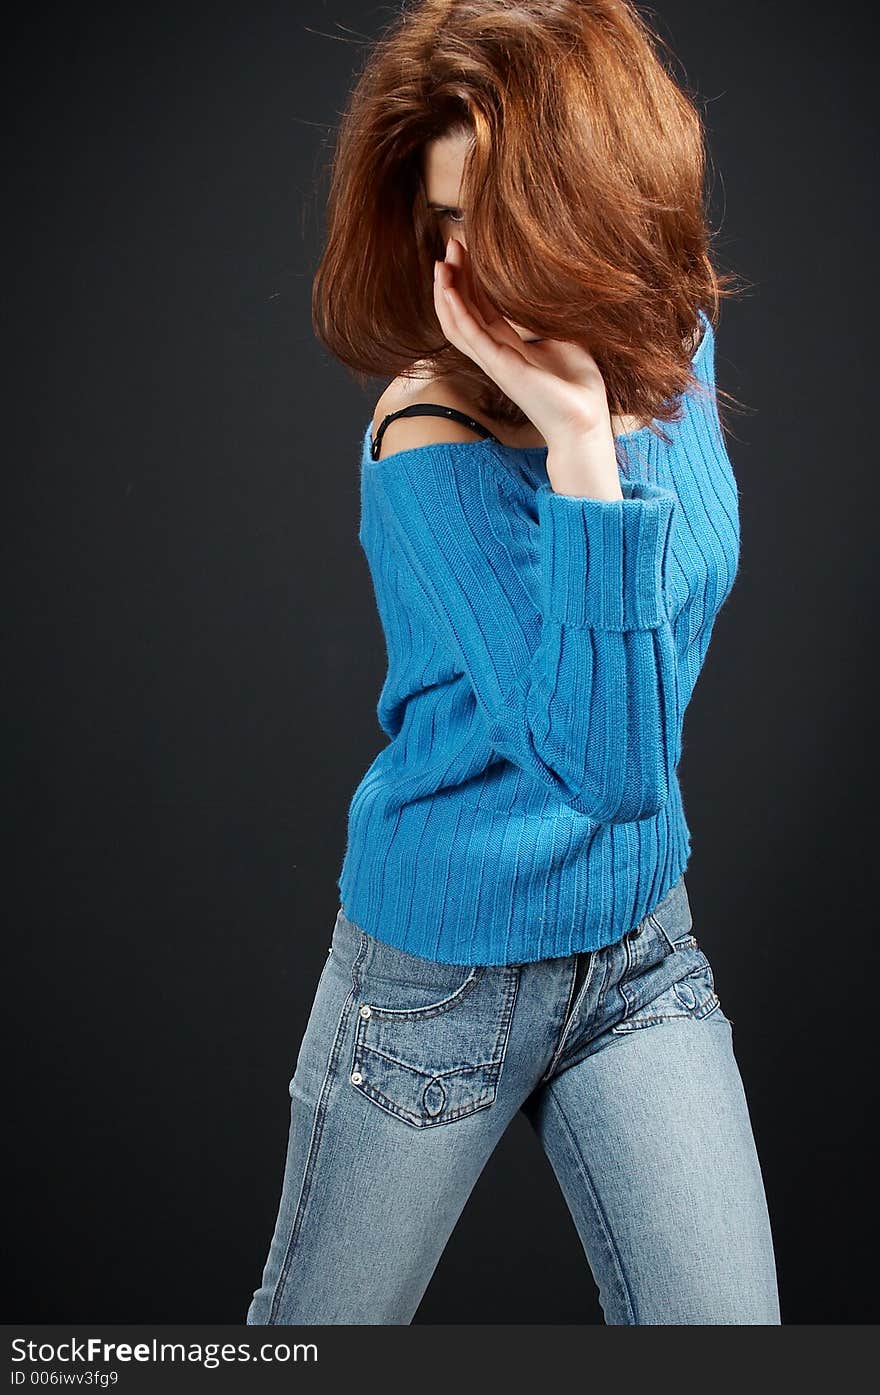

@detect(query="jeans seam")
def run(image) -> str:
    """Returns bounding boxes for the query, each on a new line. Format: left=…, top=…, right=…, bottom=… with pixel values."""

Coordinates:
left=544, top=1085, right=637, bottom=1324
left=647, top=911, right=682, bottom=954
left=265, top=929, right=369, bottom=1323
left=539, top=953, right=596, bottom=1086
left=492, top=963, right=522, bottom=1069
left=538, top=961, right=579, bottom=1087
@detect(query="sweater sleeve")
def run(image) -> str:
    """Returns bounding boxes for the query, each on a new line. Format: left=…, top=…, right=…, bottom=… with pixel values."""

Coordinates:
left=367, top=445, right=682, bottom=823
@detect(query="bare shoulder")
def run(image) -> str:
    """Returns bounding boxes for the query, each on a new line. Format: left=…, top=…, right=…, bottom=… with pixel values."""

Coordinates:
left=371, top=370, right=490, bottom=461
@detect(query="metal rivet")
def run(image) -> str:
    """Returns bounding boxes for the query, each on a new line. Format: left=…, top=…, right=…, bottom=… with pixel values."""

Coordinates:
left=350, top=1071, right=363, bottom=1085
left=359, top=1004, right=372, bottom=1018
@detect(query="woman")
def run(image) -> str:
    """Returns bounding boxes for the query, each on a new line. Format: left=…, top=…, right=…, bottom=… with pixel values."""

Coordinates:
left=246, top=0, right=780, bottom=1325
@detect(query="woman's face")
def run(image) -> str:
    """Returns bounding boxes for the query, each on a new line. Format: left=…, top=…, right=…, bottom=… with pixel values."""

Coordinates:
left=422, top=129, right=542, bottom=344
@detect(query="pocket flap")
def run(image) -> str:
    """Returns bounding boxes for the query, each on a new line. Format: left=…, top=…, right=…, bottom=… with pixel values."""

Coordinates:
left=351, top=1045, right=501, bottom=1127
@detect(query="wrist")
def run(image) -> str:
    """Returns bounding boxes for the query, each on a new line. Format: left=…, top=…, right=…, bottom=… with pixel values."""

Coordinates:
left=545, top=426, right=622, bottom=501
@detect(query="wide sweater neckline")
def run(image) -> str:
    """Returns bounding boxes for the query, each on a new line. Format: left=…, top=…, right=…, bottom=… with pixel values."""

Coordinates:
left=362, top=308, right=714, bottom=467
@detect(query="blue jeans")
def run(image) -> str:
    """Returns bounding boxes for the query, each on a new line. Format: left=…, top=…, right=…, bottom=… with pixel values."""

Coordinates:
left=245, top=874, right=780, bottom=1324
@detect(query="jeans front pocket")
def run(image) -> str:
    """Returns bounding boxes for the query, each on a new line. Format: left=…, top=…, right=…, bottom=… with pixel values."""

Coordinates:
left=343, top=919, right=520, bottom=1129
left=610, top=879, right=722, bottom=1034
left=610, top=949, right=721, bottom=1033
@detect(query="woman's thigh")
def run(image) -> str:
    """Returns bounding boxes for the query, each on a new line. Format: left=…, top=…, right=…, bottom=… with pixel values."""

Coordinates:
left=523, top=895, right=781, bottom=1325
left=245, top=906, right=524, bottom=1325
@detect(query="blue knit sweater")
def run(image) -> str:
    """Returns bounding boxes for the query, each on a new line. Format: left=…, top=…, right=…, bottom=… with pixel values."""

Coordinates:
left=336, top=310, right=740, bottom=965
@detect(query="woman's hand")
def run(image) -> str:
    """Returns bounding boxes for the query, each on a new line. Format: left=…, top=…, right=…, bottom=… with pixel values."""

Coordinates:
left=434, top=237, right=621, bottom=495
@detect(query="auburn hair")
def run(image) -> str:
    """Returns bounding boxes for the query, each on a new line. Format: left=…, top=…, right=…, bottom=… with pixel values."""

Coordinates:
left=311, top=0, right=745, bottom=440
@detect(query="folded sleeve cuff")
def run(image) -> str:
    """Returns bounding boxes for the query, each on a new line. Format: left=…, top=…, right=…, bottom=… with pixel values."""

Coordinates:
left=536, top=477, right=677, bottom=630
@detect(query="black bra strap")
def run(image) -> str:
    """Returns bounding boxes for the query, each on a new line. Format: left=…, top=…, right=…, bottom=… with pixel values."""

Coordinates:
left=370, top=403, right=500, bottom=460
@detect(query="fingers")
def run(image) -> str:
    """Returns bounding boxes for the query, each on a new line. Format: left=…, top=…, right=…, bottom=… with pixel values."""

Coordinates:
left=441, top=239, right=526, bottom=352
left=441, top=240, right=487, bottom=330
left=434, top=241, right=531, bottom=384
left=446, top=241, right=525, bottom=352
left=436, top=272, right=527, bottom=383
left=471, top=244, right=603, bottom=372
left=435, top=239, right=598, bottom=389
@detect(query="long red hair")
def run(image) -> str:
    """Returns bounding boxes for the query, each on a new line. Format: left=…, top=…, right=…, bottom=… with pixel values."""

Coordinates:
left=312, top=0, right=745, bottom=438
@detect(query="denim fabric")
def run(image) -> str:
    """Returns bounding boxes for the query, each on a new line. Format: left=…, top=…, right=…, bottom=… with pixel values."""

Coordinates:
left=246, top=873, right=780, bottom=1325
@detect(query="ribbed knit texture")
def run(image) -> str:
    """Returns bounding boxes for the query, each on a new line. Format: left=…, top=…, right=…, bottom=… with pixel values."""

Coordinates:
left=336, top=310, right=741, bottom=965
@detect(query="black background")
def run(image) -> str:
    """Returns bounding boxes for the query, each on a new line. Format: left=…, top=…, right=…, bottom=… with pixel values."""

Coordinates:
left=4, top=0, right=877, bottom=1323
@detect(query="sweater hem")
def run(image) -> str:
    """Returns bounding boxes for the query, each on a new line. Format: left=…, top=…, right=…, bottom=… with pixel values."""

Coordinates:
left=335, top=782, right=693, bottom=966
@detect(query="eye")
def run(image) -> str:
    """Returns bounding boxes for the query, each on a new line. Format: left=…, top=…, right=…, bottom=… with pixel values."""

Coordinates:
left=435, top=207, right=466, bottom=224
